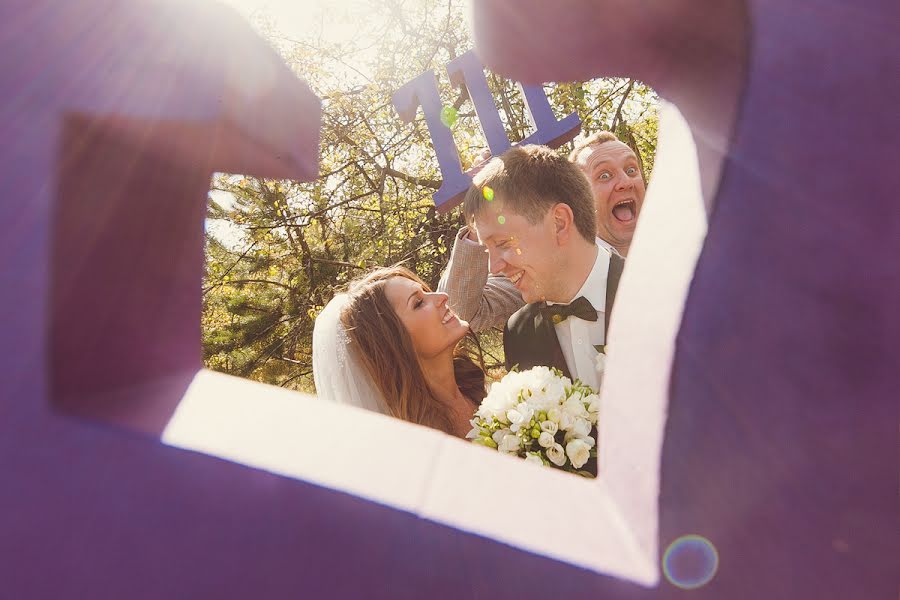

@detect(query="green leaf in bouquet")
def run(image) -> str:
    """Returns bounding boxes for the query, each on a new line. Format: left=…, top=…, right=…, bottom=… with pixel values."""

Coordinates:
left=473, top=436, right=498, bottom=449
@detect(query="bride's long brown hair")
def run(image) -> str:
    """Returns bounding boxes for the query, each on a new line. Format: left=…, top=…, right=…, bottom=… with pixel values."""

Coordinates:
left=340, top=266, right=486, bottom=435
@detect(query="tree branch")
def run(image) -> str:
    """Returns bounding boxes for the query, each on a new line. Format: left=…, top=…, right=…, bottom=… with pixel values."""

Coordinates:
left=380, top=165, right=441, bottom=189
left=610, top=79, right=635, bottom=131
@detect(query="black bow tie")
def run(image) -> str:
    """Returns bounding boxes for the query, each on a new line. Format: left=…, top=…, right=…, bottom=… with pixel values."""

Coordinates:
left=541, top=296, right=598, bottom=325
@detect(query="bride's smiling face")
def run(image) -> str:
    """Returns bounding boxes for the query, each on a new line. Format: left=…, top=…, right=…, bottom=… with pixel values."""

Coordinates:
left=384, top=276, right=469, bottom=359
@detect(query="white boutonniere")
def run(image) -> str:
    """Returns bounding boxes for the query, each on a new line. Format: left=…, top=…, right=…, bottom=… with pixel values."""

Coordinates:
left=593, top=345, right=607, bottom=385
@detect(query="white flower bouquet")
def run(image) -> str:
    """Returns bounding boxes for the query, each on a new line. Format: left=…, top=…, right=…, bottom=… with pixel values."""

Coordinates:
left=467, top=366, right=600, bottom=477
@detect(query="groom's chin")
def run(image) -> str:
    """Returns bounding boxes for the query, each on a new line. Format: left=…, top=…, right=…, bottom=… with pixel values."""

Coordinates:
left=520, top=289, right=539, bottom=304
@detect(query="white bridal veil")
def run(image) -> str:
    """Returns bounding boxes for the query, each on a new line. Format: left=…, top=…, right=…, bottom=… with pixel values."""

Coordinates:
left=312, top=293, right=391, bottom=415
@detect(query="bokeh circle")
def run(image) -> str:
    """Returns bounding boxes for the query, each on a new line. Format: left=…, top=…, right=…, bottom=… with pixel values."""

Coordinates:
left=662, top=534, right=719, bottom=590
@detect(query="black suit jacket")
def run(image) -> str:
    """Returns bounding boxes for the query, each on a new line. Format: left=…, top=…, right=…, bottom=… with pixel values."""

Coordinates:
left=503, top=253, right=624, bottom=375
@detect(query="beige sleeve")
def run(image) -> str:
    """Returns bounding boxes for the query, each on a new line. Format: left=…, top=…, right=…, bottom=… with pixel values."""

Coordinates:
left=437, top=227, right=524, bottom=332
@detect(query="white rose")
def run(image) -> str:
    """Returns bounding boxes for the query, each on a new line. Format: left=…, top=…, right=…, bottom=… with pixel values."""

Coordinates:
left=543, top=378, right=567, bottom=402
left=547, top=408, right=562, bottom=423
left=499, top=433, right=522, bottom=454
left=492, top=428, right=512, bottom=446
left=531, top=382, right=566, bottom=412
left=563, top=397, right=588, bottom=419
left=480, top=376, right=523, bottom=420
left=558, top=411, right=575, bottom=431
left=526, top=389, right=551, bottom=411
left=564, top=430, right=596, bottom=448
left=546, top=443, right=567, bottom=466
left=506, top=409, right=525, bottom=432
left=573, top=417, right=592, bottom=438
left=539, top=420, right=558, bottom=435
left=524, top=453, right=544, bottom=466
left=538, top=431, right=555, bottom=448
left=515, top=402, right=535, bottom=423
left=528, top=366, right=555, bottom=387
left=585, top=395, right=601, bottom=418
left=479, top=399, right=511, bottom=423
left=566, top=439, right=591, bottom=469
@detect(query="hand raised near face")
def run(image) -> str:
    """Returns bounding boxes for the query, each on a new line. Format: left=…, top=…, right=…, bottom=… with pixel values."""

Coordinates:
left=465, top=149, right=495, bottom=242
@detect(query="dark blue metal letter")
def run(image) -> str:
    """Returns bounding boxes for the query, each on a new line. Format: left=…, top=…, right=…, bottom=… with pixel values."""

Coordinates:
left=392, top=71, right=471, bottom=211
left=447, top=51, right=511, bottom=156
left=393, top=58, right=581, bottom=212
left=519, top=83, right=581, bottom=147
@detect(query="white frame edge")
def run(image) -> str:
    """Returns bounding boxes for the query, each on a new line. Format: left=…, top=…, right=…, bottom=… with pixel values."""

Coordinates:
left=163, top=101, right=705, bottom=589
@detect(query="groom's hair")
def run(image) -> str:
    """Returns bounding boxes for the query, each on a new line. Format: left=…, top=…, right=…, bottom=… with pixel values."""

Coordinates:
left=464, top=144, right=596, bottom=243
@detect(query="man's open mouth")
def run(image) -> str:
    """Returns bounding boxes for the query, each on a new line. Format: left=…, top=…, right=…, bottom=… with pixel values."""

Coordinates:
left=612, top=199, right=636, bottom=223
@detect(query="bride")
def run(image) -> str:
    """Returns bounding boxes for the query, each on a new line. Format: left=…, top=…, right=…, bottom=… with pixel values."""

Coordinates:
left=312, top=266, right=486, bottom=438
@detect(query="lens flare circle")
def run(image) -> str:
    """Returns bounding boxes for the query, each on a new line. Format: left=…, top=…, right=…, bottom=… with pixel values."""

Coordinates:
left=497, top=215, right=506, bottom=225
left=662, top=535, right=719, bottom=590
left=440, top=106, right=458, bottom=128
left=482, top=186, right=494, bottom=201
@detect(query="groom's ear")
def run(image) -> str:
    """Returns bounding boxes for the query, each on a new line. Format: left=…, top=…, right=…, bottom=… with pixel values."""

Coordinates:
left=551, top=203, right=576, bottom=245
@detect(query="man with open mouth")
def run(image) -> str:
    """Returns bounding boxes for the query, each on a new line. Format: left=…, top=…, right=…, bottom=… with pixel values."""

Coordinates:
left=568, top=131, right=647, bottom=258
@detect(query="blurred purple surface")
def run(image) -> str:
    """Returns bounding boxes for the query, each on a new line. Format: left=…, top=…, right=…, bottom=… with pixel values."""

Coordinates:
left=0, top=2, right=623, bottom=598
left=475, top=0, right=898, bottom=597
left=2, top=0, right=897, bottom=598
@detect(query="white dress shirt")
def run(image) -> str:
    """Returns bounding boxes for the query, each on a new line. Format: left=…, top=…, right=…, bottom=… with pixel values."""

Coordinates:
left=548, top=243, right=611, bottom=390
left=597, top=237, right=620, bottom=256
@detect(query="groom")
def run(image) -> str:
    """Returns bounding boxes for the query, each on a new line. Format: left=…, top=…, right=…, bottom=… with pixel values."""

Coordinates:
left=466, top=145, right=624, bottom=390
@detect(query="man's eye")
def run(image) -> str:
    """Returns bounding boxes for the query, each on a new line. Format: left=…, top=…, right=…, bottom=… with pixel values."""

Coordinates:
left=414, top=298, right=424, bottom=309
left=598, top=172, right=611, bottom=180
left=496, top=241, right=509, bottom=249
left=626, top=166, right=638, bottom=175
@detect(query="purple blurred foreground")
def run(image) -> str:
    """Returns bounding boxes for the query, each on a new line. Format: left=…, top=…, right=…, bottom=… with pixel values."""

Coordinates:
left=475, top=0, right=898, bottom=597
left=1, top=0, right=897, bottom=598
